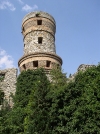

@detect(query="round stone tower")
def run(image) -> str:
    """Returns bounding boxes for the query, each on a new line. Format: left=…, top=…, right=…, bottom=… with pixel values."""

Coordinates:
left=18, top=11, right=62, bottom=72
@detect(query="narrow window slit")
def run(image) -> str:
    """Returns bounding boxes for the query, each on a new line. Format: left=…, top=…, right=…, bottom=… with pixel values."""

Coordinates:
left=46, top=61, right=51, bottom=67
left=23, top=64, right=26, bottom=70
left=38, top=37, right=43, bottom=44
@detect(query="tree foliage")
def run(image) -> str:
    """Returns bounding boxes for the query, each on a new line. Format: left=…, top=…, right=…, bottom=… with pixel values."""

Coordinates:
left=2, top=69, right=50, bottom=134
left=0, top=65, right=100, bottom=134
left=48, top=65, right=100, bottom=133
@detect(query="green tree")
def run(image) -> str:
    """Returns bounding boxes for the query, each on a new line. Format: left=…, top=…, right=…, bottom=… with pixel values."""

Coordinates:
left=5, top=69, right=50, bottom=134
left=24, top=69, right=51, bottom=134
left=48, top=65, right=100, bottom=133
left=0, top=89, right=11, bottom=134
left=1, top=65, right=100, bottom=134
left=47, top=69, right=68, bottom=133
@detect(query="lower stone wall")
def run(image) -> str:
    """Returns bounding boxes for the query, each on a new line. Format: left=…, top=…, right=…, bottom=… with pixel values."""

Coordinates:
left=0, top=68, right=17, bottom=108
left=0, top=64, right=95, bottom=108
left=77, top=64, right=95, bottom=72
left=69, top=64, right=95, bottom=81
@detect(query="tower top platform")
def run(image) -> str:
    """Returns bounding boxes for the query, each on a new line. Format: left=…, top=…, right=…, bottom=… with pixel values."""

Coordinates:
left=22, top=11, right=56, bottom=25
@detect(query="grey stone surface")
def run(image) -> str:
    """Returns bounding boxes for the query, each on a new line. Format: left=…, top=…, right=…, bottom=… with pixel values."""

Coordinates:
left=24, top=31, right=56, bottom=55
left=68, top=64, right=95, bottom=81
left=0, top=68, right=17, bottom=107
left=22, top=11, right=56, bottom=25
left=77, top=64, right=95, bottom=72
left=24, top=19, right=55, bottom=34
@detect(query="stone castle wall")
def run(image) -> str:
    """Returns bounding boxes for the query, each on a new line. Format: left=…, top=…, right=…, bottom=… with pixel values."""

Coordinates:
left=0, top=64, right=95, bottom=108
left=69, top=64, right=95, bottom=81
left=19, top=11, right=62, bottom=72
left=24, top=31, right=56, bottom=55
left=0, top=68, right=17, bottom=107
left=18, top=53, right=62, bottom=72
left=22, top=12, right=56, bottom=55
left=22, top=11, right=56, bottom=26
left=23, top=17, right=55, bottom=36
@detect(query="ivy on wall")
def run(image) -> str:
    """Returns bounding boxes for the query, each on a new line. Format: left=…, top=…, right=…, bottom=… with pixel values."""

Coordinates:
left=0, top=74, right=5, bottom=82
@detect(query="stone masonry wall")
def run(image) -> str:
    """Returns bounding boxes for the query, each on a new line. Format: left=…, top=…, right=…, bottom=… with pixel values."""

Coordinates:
left=22, top=11, right=56, bottom=26
left=23, top=17, right=55, bottom=36
left=0, top=68, right=17, bottom=108
left=24, top=31, right=56, bottom=55
left=18, top=11, right=61, bottom=72
left=69, top=64, right=95, bottom=81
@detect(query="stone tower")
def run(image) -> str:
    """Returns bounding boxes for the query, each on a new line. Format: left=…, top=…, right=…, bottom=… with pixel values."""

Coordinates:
left=18, top=11, right=62, bottom=72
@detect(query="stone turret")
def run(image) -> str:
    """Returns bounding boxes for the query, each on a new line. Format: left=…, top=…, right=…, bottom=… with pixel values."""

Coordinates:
left=18, top=11, right=62, bottom=72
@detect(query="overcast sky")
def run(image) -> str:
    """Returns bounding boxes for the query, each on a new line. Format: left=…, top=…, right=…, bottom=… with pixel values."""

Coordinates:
left=0, top=0, right=100, bottom=76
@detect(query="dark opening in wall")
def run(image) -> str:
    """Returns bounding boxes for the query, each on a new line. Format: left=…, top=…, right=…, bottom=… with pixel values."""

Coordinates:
left=38, top=37, right=43, bottom=44
left=0, top=91, right=4, bottom=105
left=22, top=27, right=25, bottom=32
left=37, top=20, right=42, bottom=25
left=46, top=61, right=51, bottom=67
left=33, top=61, right=38, bottom=67
left=0, top=74, right=5, bottom=82
left=23, top=64, right=26, bottom=70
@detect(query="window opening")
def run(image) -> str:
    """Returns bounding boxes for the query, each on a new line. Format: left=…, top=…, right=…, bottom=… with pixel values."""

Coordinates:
left=22, top=27, right=25, bottom=32
left=37, top=20, right=42, bottom=25
left=33, top=61, right=38, bottom=67
left=38, top=37, right=43, bottom=44
left=46, top=61, right=51, bottom=67
left=0, top=91, right=4, bottom=105
left=23, top=64, right=26, bottom=70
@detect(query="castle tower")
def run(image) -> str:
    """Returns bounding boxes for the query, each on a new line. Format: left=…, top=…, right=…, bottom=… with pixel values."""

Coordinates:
left=18, top=11, right=62, bottom=72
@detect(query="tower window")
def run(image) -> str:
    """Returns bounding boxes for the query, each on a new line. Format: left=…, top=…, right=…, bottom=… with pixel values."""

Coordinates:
left=33, top=61, right=38, bottom=67
left=23, top=64, right=26, bottom=70
left=46, top=61, right=51, bottom=67
left=37, top=20, right=42, bottom=25
left=0, top=91, right=4, bottom=105
left=38, top=37, right=43, bottom=44
left=22, top=27, right=25, bottom=32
